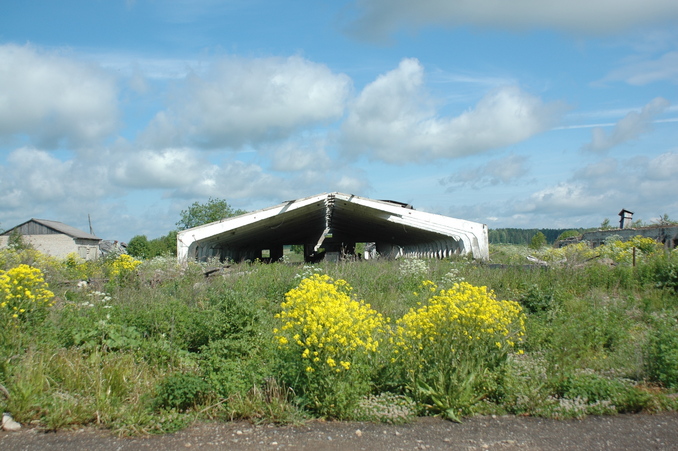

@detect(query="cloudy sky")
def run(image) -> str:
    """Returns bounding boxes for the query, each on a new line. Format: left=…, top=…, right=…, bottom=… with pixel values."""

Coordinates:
left=1, top=0, right=677, bottom=241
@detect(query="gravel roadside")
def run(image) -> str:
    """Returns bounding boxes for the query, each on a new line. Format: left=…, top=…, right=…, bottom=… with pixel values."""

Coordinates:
left=2, top=412, right=677, bottom=450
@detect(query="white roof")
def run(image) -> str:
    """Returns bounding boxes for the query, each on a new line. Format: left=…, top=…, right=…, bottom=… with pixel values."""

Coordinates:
left=177, top=192, right=488, bottom=261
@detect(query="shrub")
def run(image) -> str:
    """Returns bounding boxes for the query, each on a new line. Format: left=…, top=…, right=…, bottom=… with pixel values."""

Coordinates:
left=518, top=284, right=559, bottom=314
left=540, top=242, right=598, bottom=265
left=61, top=253, right=96, bottom=281
left=530, top=231, right=547, bottom=249
left=557, top=370, right=653, bottom=413
left=600, top=236, right=663, bottom=265
left=154, top=372, right=211, bottom=411
left=398, top=258, right=431, bottom=291
left=653, top=254, right=678, bottom=293
left=399, top=258, right=429, bottom=278
left=274, top=274, right=389, bottom=418
left=392, top=281, right=525, bottom=421
left=0, top=264, right=55, bottom=326
left=107, top=254, right=142, bottom=279
left=487, top=354, right=550, bottom=415
left=556, top=230, right=582, bottom=242
left=646, top=316, right=678, bottom=389
left=0, top=248, right=61, bottom=279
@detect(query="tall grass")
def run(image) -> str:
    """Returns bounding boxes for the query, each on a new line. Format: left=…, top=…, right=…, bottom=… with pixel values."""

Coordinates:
left=0, top=244, right=677, bottom=433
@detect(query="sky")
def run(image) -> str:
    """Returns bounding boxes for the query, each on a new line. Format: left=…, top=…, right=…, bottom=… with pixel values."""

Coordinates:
left=1, top=0, right=677, bottom=242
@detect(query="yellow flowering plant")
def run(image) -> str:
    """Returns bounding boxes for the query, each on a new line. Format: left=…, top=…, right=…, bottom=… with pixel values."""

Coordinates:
left=61, top=252, right=104, bottom=281
left=0, top=264, right=55, bottom=325
left=393, top=280, right=525, bottom=421
left=540, top=242, right=599, bottom=266
left=0, top=247, right=62, bottom=278
left=274, top=274, right=389, bottom=418
left=599, top=235, right=663, bottom=265
left=107, top=254, right=142, bottom=279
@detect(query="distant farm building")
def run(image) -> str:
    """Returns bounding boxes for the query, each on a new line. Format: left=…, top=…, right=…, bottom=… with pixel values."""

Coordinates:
left=0, top=219, right=102, bottom=260
left=619, top=209, right=634, bottom=229
left=556, top=208, right=678, bottom=250
left=177, top=192, right=489, bottom=263
left=565, top=226, right=678, bottom=249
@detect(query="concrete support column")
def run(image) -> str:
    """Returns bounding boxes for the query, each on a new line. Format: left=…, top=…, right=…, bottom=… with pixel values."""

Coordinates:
left=269, top=245, right=284, bottom=262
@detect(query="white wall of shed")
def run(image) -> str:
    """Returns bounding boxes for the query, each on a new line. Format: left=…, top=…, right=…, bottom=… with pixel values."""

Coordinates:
left=0, top=234, right=100, bottom=260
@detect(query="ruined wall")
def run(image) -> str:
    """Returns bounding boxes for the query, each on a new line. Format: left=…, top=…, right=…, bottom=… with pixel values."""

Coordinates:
left=558, top=226, right=678, bottom=249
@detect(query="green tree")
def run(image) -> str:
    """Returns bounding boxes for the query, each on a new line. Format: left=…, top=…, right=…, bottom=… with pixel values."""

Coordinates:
left=555, top=230, right=581, bottom=242
left=176, top=198, right=247, bottom=231
left=148, top=230, right=178, bottom=257
left=128, top=231, right=179, bottom=259
left=290, top=244, right=304, bottom=254
left=631, top=218, right=646, bottom=228
left=529, top=231, right=547, bottom=249
left=656, top=214, right=677, bottom=226
left=127, top=235, right=151, bottom=259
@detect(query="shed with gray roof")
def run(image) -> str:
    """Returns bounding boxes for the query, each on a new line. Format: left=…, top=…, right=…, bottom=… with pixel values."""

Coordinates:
left=0, top=219, right=102, bottom=260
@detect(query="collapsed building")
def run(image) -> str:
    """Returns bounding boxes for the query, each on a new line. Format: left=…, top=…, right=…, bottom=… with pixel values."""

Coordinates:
left=556, top=209, right=678, bottom=250
left=177, top=192, right=489, bottom=263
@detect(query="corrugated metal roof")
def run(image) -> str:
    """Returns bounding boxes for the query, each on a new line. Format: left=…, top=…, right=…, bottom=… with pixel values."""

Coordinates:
left=2, top=218, right=101, bottom=240
left=177, top=192, right=488, bottom=261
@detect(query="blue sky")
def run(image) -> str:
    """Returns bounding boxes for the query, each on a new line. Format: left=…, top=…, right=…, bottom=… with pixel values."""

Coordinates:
left=1, top=0, right=677, bottom=241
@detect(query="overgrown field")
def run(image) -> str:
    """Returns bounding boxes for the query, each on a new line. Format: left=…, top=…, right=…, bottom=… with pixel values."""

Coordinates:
left=1, top=238, right=677, bottom=434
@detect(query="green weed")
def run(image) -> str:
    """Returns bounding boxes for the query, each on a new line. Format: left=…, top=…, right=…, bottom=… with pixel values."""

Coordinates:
left=0, top=244, right=676, bottom=433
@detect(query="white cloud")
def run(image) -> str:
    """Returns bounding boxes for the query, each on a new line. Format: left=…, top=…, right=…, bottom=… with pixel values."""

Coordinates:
left=170, top=154, right=370, bottom=201
left=1, top=148, right=104, bottom=204
left=341, top=58, right=564, bottom=163
left=646, top=151, right=678, bottom=179
left=141, top=55, right=351, bottom=149
left=170, top=159, right=289, bottom=200
left=0, top=44, right=119, bottom=148
left=519, top=151, right=678, bottom=217
left=269, top=140, right=334, bottom=172
left=572, top=158, right=620, bottom=187
left=582, top=97, right=670, bottom=152
left=439, top=151, right=678, bottom=228
left=348, top=0, right=678, bottom=40
left=111, top=148, right=207, bottom=188
left=440, top=154, right=529, bottom=190
left=93, top=52, right=206, bottom=80
left=109, top=145, right=324, bottom=200
left=0, top=147, right=118, bottom=234
left=430, top=71, right=517, bottom=88
left=520, top=182, right=621, bottom=216
left=127, top=63, right=150, bottom=94
left=0, top=141, right=369, bottom=240
left=335, top=175, right=370, bottom=194
left=603, top=51, right=678, bottom=85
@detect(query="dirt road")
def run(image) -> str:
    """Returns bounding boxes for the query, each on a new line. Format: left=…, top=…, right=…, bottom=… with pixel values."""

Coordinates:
left=2, top=413, right=677, bottom=450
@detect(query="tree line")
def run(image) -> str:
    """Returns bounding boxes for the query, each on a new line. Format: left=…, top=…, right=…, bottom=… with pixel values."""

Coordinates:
left=488, top=228, right=588, bottom=245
